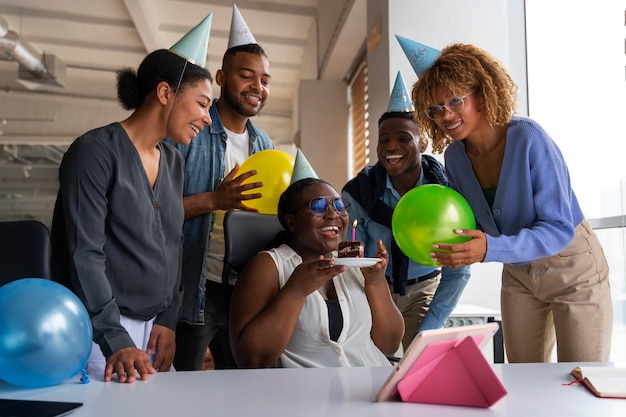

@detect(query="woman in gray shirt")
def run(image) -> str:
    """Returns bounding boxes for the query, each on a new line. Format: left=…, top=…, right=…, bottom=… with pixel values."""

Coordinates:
left=51, top=48, right=213, bottom=383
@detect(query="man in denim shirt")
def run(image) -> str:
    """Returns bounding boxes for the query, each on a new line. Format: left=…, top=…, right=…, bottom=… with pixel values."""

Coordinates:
left=342, top=73, right=470, bottom=350
left=169, top=16, right=274, bottom=370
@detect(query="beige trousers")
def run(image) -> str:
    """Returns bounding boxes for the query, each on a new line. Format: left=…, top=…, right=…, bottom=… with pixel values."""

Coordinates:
left=501, top=219, right=613, bottom=363
left=390, top=274, right=441, bottom=350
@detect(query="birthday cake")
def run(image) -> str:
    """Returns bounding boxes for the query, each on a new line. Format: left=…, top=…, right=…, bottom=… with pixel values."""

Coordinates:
left=338, top=241, right=364, bottom=258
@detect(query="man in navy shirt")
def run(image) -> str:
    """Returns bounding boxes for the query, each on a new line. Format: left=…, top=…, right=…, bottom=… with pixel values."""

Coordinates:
left=342, top=72, right=470, bottom=350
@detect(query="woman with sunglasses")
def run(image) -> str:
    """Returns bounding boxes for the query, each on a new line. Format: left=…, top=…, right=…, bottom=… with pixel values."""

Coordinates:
left=229, top=178, right=404, bottom=368
left=411, top=43, right=612, bottom=363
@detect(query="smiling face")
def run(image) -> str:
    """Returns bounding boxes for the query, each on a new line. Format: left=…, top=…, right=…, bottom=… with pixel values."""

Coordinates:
left=377, top=116, right=426, bottom=185
left=285, top=182, right=349, bottom=260
left=167, top=78, right=213, bottom=145
left=431, top=85, right=483, bottom=142
left=217, top=51, right=271, bottom=118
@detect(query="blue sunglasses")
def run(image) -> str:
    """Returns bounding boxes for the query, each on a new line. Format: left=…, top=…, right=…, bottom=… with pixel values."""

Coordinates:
left=293, top=196, right=349, bottom=217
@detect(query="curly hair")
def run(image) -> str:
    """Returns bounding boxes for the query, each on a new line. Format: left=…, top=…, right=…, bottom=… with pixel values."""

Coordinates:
left=411, top=43, right=518, bottom=153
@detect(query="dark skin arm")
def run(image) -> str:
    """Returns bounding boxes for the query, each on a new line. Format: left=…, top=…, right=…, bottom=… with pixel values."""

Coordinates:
left=147, top=324, right=175, bottom=372
left=182, top=163, right=263, bottom=220
left=104, top=348, right=154, bottom=383
left=103, top=324, right=175, bottom=383
left=229, top=253, right=347, bottom=368
left=360, top=240, right=404, bottom=355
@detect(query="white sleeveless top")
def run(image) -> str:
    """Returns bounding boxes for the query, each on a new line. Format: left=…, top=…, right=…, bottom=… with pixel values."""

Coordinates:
left=265, top=244, right=392, bottom=368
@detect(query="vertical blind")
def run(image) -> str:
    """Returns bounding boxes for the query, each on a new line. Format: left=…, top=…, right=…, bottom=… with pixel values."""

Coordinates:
left=348, top=54, right=370, bottom=179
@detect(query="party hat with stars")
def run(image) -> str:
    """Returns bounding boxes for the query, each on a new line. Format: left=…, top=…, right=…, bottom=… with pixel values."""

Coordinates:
left=387, top=70, right=414, bottom=112
left=290, top=148, right=318, bottom=184
left=228, top=4, right=257, bottom=48
left=169, top=13, right=212, bottom=67
left=395, top=34, right=440, bottom=78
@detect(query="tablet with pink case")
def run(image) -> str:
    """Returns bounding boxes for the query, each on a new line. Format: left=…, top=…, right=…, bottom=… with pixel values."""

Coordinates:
left=375, top=322, right=507, bottom=407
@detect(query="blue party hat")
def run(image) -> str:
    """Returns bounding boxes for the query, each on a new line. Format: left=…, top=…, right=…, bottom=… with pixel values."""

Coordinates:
left=290, top=148, right=318, bottom=184
left=169, top=13, right=212, bottom=67
left=387, top=71, right=413, bottom=112
left=395, top=35, right=440, bottom=78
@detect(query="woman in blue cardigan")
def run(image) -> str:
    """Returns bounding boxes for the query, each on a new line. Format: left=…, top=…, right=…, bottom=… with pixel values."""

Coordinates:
left=411, top=43, right=612, bottom=363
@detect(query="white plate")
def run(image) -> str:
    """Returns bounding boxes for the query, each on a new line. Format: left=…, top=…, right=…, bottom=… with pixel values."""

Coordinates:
left=332, top=257, right=382, bottom=267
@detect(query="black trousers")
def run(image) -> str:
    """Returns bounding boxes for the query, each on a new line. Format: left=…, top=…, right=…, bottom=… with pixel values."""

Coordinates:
left=173, top=280, right=237, bottom=370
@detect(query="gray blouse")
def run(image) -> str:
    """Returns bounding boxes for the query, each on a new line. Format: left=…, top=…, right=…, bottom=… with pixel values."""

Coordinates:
left=51, top=122, right=184, bottom=358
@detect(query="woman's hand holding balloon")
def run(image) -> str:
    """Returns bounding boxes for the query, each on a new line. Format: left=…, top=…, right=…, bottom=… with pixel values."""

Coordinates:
left=430, top=229, right=487, bottom=268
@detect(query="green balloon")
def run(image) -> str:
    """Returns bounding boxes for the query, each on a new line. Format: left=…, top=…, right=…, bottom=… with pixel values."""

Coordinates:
left=392, top=184, right=476, bottom=266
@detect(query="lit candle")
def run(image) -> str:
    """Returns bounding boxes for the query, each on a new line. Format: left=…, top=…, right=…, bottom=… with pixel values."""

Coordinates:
left=352, top=219, right=357, bottom=241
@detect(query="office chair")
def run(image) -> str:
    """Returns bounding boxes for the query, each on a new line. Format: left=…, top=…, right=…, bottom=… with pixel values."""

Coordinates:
left=221, top=210, right=284, bottom=307
left=0, top=220, right=51, bottom=286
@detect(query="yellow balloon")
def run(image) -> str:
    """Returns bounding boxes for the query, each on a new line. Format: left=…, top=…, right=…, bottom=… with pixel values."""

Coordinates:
left=237, top=150, right=295, bottom=214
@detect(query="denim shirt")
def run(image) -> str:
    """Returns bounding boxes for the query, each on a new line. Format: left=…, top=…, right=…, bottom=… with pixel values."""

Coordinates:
left=167, top=100, right=274, bottom=324
left=342, top=159, right=470, bottom=332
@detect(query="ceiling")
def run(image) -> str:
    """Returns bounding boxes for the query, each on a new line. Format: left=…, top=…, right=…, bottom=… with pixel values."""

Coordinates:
left=0, top=0, right=364, bottom=227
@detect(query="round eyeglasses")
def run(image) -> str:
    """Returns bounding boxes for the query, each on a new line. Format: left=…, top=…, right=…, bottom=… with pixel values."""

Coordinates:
left=426, top=90, right=476, bottom=120
left=293, top=196, right=349, bottom=217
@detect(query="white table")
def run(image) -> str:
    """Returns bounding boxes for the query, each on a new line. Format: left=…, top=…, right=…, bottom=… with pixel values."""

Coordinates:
left=1, top=363, right=624, bottom=417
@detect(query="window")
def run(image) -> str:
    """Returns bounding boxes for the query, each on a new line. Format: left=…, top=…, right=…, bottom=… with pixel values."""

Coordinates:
left=526, top=0, right=626, bottom=363
left=348, top=54, right=370, bottom=178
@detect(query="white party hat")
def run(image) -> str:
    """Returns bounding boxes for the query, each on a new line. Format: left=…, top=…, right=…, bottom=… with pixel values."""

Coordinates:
left=228, top=4, right=257, bottom=49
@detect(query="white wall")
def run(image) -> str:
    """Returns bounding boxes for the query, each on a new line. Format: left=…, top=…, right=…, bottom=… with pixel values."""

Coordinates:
left=366, top=0, right=527, bottom=165
left=294, top=0, right=360, bottom=190
left=525, top=0, right=626, bottom=362
left=298, top=80, right=349, bottom=191
left=526, top=0, right=626, bottom=219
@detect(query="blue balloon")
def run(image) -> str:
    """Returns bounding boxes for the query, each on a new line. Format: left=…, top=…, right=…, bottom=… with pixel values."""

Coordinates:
left=0, top=278, right=92, bottom=387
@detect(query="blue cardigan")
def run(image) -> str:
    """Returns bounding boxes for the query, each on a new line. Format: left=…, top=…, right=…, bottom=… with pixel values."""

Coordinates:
left=444, top=116, right=583, bottom=264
